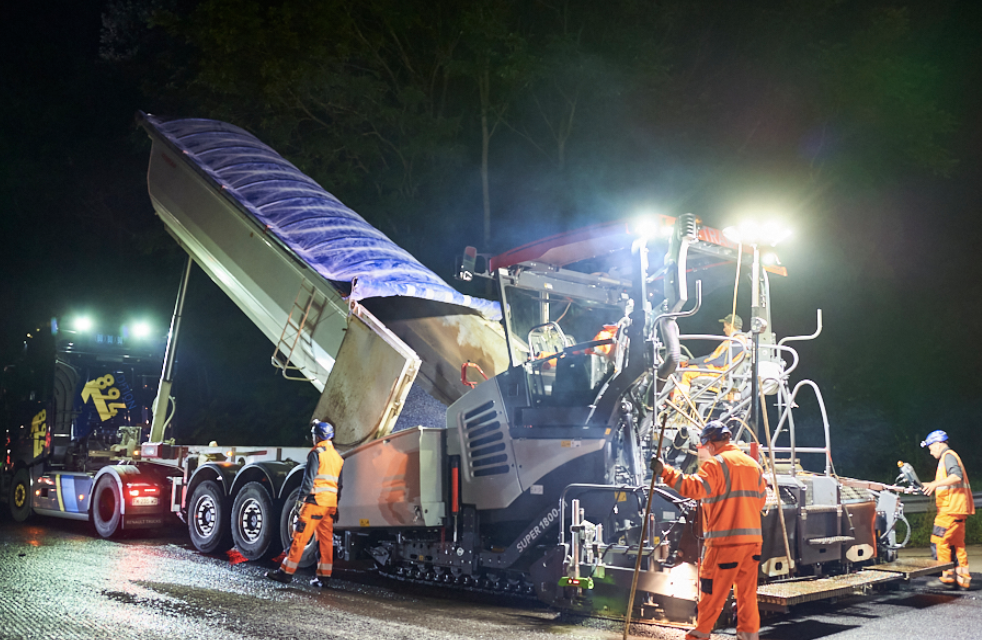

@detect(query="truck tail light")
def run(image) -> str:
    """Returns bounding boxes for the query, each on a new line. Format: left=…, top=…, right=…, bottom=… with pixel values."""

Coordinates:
left=126, top=483, right=159, bottom=498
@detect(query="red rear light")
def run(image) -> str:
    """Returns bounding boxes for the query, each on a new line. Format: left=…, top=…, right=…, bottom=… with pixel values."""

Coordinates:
left=44, top=430, right=52, bottom=453
left=125, top=482, right=160, bottom=500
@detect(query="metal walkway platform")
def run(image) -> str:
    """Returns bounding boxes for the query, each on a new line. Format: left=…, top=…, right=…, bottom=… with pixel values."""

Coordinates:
left=757, top=559, right=954, bottom=610
left=875, top=557, right=956, bottom=580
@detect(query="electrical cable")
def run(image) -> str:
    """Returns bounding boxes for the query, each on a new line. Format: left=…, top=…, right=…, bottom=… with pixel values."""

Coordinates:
left=731, top=242, right=743, bottom=323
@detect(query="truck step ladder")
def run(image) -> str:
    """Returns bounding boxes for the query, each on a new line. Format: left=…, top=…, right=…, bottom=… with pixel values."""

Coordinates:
left=271, top=279, right=329, bottom=382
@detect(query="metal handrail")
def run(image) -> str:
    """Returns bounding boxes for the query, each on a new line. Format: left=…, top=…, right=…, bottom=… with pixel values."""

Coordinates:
left=764, top=379, right=833, bottom=475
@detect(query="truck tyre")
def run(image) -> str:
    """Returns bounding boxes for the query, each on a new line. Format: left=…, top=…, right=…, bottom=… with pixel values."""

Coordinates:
left=231, top=482, right=279, bottom=561
left=188, top=480, right=233, bottom=554
left=92, top=475, right=123, bottom=538
left=279, top=487, right=317, bottom=569
left=10, top=468, right=33, bottom=522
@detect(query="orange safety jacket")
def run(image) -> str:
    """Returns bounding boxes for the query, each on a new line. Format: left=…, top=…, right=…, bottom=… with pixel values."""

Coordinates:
left=587, top=325, right=619, bottom=358
left=685, top=334, right=747, bottom=369
left=934, top=447, right=975, bottom=516
left=661, top=443, right=767, bottom=546
left=300, top=440, right=344, bottom=508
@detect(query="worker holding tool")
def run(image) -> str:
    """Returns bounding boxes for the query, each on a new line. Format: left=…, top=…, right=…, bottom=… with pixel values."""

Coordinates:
left=651, top=420, right=767, bottom=640
left=266, top=419, right=344, bottom=587
left=920, top=430, right=974, bottom=589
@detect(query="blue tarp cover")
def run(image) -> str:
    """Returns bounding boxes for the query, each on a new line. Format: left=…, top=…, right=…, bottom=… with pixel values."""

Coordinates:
left=144, top=115, right=500, bottom=319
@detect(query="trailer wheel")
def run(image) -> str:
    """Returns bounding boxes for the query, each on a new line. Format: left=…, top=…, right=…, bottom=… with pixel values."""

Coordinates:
left=10, top=469, right=33, bottom=522
left=188, top=480, right=233, bottom=554
left=232, top=482, right=279, bottom=561
left=279, top=487, right=317, bottom=569
left=92, top=475, right=123, bottom=538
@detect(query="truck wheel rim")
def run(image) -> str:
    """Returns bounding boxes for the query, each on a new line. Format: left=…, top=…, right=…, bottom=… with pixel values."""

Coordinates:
left=194, top=495, right=217, bottom=536
left=13, top=484, right=26, bottom=508
left=238, top=498, right=264, bottom=543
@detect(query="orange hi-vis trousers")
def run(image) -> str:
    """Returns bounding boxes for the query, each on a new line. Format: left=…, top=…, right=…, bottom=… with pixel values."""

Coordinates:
left=932, top=512, right=971, bottom=588
left=281, top=503, right=336, bottom=578
left=685, top=543, right=762, bottom=640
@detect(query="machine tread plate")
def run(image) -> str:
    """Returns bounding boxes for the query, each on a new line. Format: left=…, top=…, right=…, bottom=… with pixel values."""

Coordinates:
left=757, top=570, right=898, bottom=606
left=874, top=557, right=955, bottom=579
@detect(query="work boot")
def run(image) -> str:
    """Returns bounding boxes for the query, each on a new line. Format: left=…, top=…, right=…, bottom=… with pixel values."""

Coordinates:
left=956, top=568, right=971, bottom=590
left=265, top=569, right=293, bottom=584
left=939, top=569, right=956, bottom=585
left=310, top=577, right=329, bottom=588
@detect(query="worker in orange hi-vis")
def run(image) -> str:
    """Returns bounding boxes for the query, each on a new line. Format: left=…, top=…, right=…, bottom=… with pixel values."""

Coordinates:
left=674, top=314, right=747, bottom=399
left=266, top=419, right=344, bottom=588
left=588, top=324, right=619, bottom=359
left=651, top=420, right=767, bottom=640
left=686, top=314, right=747, bottom=368
left=920, top=430, right=974, bottom=589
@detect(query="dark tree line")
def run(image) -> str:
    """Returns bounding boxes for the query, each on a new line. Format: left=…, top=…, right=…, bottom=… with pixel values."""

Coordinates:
left=102, top=0, right=958, bottom=254
left=1, top=0, right=977, bottom=474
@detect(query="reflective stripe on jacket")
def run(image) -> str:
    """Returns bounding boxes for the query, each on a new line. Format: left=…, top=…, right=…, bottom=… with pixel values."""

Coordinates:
left=935, top=447, right=975, bottom=516
left=303, top=441, right=344, bottom=508
left=662, top=443, right=767, bottom=546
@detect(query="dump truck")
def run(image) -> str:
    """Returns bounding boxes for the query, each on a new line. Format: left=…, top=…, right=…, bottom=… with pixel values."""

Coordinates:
left=2, top=113, right=950, bottom=627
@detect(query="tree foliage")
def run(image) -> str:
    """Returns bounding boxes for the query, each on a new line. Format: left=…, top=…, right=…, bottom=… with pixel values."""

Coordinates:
left=89, top=0, right=979, bottom=465
left=102, top=0, right=959, bottom=251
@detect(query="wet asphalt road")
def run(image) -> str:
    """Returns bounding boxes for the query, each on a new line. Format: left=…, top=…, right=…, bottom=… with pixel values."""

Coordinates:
left=1, top=517, right=979, bottom=640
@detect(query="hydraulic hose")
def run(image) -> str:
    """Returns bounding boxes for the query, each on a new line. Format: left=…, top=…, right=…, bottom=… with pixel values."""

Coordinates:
left=879, top=512, right=912, bottom=549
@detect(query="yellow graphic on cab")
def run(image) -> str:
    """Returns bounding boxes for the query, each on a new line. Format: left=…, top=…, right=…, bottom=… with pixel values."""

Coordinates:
left=80, top=374, right=128, bottom=421
left=31, top=410, right=47, bottom=458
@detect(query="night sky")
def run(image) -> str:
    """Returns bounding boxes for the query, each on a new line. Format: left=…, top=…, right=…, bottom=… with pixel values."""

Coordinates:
left=2, top=0, right=981, bottom=480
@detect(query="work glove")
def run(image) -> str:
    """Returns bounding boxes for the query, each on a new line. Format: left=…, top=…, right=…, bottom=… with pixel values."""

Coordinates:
left=331, top=510, right=339, bottom=523
left=294, top=500, right=306, bottom=515
left=649, top=456, right=665, bottom=476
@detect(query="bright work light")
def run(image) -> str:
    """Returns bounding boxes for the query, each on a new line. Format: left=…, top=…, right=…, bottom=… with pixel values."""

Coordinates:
left=761, top=252, right=780, bottom=266
left=722, top=220, right=791, bottom=247
left=631, top=213, right=674, bottom=239
left=132, top=321, right=151, bottom=338
left=73, top=316, right=93, bottom=332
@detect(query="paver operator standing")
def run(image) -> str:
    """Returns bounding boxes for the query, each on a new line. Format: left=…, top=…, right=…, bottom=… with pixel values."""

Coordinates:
left=266, top=419, right=344, bottom=587
left=920, top=429, right=974, bottom=589
left=651, top=420, right=767, bottom=640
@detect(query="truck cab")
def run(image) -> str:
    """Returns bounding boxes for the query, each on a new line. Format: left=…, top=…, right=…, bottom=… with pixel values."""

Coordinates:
left=2, top=316, right=170, bottom=532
